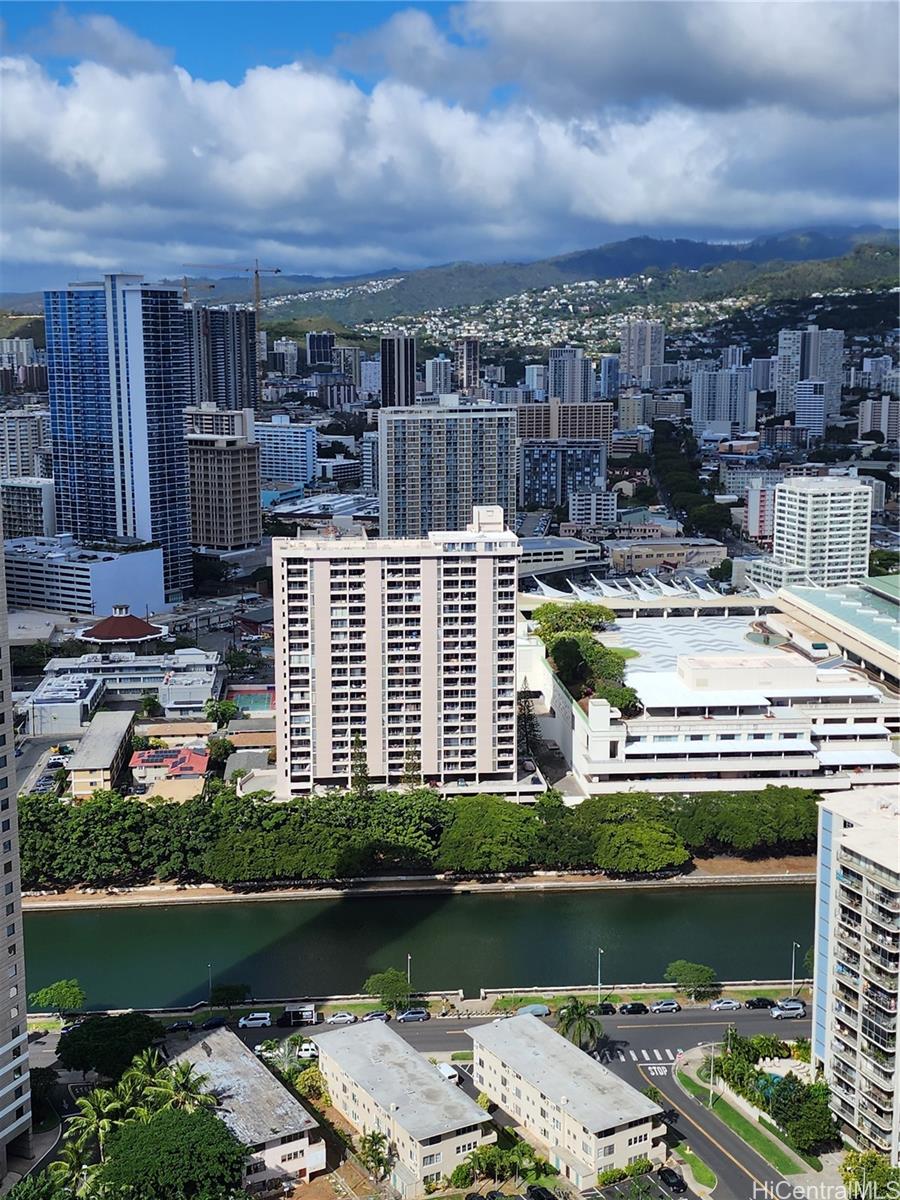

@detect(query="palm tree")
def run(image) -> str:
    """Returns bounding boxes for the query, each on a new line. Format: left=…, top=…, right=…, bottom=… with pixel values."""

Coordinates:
left=68, top=1087, right=124, bottom=1160
left=123, top=1047, right=166, bottom=1089
left=114, top=1075, right=155, bottom=1124
left=47, top=1140, right=97, bottom=1195
left=556, top=998, right=604, bottom=1050
left=146, top=1061, right=217, bottom=1113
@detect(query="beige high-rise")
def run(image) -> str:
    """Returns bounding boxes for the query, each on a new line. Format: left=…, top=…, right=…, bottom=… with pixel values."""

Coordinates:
left=516, top=398, right=613, bottom=446
left=273, top=507, right=519, bottom=795
left=184, top=405, right=261, bottom=551
left=0, top=511, right=31, bottom=1178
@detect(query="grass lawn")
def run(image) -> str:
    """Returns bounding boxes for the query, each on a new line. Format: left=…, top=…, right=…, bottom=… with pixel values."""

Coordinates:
left=491, top=985, right=808, bottom=1013
left=609, top=647, right=640, bottom=660
left=451, top=1050, right=473, bottom=1061
left=667, top=1134, right=717, bottom=1190
left=27, top=1017, right=62, bottom=1033
left=676, top=1071, right=802, bottom=1176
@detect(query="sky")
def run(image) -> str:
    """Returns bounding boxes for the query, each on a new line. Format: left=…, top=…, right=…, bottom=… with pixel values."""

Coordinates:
left=1, top=1, right=898, bottom=291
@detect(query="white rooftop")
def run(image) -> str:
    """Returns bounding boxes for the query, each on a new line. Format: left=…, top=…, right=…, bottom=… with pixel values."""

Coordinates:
left=67, top=711, right=133, bottom=770
left=468, top=1015, right=661, bottom=1133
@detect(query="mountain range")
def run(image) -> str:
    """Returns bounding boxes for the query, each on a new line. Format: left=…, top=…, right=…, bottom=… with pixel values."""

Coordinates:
left=1, top=226, right=895, bottom=324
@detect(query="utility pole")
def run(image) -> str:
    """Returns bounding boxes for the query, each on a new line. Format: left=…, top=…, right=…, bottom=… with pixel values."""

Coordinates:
left=407, top=953, right=412, bottom=987
left=790, top=940, right=801, bottom=999
left=597, top=946, right=604, bottom=1005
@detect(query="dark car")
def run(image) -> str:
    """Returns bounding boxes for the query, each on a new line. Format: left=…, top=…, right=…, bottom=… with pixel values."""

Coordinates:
left=595, top=1002, right=617, bottom=1015
left=744, top=997, right=776, bottom=1010
left=166, top=1020, right=195, bottom=1033
left=526, top=1186, right=556, bottom=1200
left=362, top=1010, right=391, bottom=1022
left=396, top=1008, right=430, bottom=1022
left=659, top=1167, right=687, bottom=1193
left=619, top=1002, right=649, bottom=1015
left=200, top=1016, right=227, bottom=1030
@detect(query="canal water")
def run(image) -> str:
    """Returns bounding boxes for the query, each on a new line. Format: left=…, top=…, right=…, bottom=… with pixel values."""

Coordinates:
left=23, top=884, right=814, bottom=1010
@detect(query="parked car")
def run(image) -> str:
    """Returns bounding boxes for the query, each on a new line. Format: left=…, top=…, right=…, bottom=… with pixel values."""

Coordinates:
left=296, top=1041, right=319, bottom=1059
left=777, top=997, right=806, bottom=1011
left=619, top=1002, right=649, bottom=1015
left=325, top=1011, right=357, bottom=1025
left=517, top=1003, right=551, bottom=1017
left=520, top=758, right=537, bottom=773
left=238, top=1011, right=272, bottom=1029
left=253, top=1042, right=276, bottom=1058
left=744, top=997, right=776, bottom=1010
left=595, top=1002, right=617, bottom=1016
left=658, top=1167, right=687, bottom=1193
left=166, top=1020, right=195, bottom=1033
left=362, top=1010, right=390, bottom=1022
left=771, top=1004, right=804, bottom=1020
left=397, top=1008, right=430, bottom=1022
left=200, top=1016, right=227, bottom=1031
left=526, top=1186, right=556, bottom=1200
left=709, top=998, right=741, bottom=1011
left=650, top=1000, right=681, bottom=1014
left=437, top=1062, right=461, bottom=1085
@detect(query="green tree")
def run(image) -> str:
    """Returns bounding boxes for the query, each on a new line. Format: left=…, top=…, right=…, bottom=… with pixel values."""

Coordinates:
left=708, top=558, right=733, bottom=582
left=358, top=1129, right=391, bottom=1179
left=593, top=821, right=690, bottom=875
left=364, top=967, right=411, bottom=1011
left=204, top=698, right=240, bottom=727
left=98, top=1107, right=248, bottom=1199
left=146, top=1061, right=217, bottom=1114
left=532, top=601, right=615, bottom=640
left=517, top=689, right=541, bottom=757
left=643, top=1085, right=663, bottom=1106
left=438, top=794, right=539, bottom=874
left=139, top=693, right=163, bottom=718
left=556, top=998, right=604, bottom=1050
left=663, top=960, right=720, bottom=1001
left=7, top=1177, right=67, bottom=1200
left=57, top=1012, right=164, bottom=1081
left=28, top=977, right=86, bottom=1016
left=209, top=983, right=249, bottom=1010
left=350, top=733, right=371, bottom=802
left=839, top=1150, right=900, bottom=1198
left=449, top=1162, right=475, bottom=1188
left=29, top=1065, right=58, bottom=1109
left=46, top=1140, right=96, bottom=1196
left=296, top=1065, right=329, bottom=1105
left=206, top=736, right=234, bottom=766
left=68, top=1086, right=124, bottom=1160
left=401, top=742, right=422, bottom=789
left=475, top=1091, right=492, bottom=1111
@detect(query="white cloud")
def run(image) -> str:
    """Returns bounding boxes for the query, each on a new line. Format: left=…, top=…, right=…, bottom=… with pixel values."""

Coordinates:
left=0, top=2, right=897, bottom=286
left=26, top=6, right=172, bottom=73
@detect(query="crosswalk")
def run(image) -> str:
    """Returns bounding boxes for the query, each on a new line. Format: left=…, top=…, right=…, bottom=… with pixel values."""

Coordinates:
left=601, top=1047, right=679, bottom=1062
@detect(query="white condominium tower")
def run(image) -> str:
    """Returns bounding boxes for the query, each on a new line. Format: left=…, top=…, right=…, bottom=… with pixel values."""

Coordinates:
left=775, top=325, right=844, bottom=417
left=813, top=787, right=899, bottom=1165
left=619, top=320, right=665, bottom=383
left=547, top=346, right=594, bottom=404
left=273, top=507, right=520, bottom=795
left=691, top=366, right=755, bottom=436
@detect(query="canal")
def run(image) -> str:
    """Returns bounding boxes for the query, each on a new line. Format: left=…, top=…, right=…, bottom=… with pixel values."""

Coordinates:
left=23, top=884, right=814, bottom=1010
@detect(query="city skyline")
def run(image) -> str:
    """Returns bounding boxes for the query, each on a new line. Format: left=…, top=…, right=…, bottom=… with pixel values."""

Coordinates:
left=1, top=1, right=897, bottom=289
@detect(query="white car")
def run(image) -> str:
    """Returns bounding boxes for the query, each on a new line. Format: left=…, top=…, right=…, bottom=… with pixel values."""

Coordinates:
left=325, top=1011, right=357, bottom=1025
left=296, top=1041, right=319, bottom=1059
left=238, top=1011, right=272, bottom=1029
left=253, top=1042, right=276, bottom=1058
left=649, top=1000, right=681, bottom=1014
left=708, top=998, right=741, bottom=1011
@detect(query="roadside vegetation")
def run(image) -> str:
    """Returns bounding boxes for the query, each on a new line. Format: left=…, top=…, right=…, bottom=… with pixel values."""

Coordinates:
left=18, top=781, right=819, bottom=890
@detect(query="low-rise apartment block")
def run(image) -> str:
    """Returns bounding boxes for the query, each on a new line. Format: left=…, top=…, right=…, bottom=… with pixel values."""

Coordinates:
left=470, top=1015, right=664, bottom=1188
left=22, top=675, right=105, bottom=736
left=42, top=648, right=223, bottom=718
left=0, top=478, right=55, bottom=538
left=813, top=787, right=900, bottom=1165
left=312, top=1022, right=495, bottom=1197
left=605, top=538, right=726, bottom=574
left=168, top=1027, right=326, bottom=1193
left=66, top=710, right=134, bottom=799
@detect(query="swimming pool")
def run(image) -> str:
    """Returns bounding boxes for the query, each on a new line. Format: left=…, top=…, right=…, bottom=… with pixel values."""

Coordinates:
left=225, top=686, right=275, bottom=712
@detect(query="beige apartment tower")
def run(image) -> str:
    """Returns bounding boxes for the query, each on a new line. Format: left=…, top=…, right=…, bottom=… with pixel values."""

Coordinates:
left=517, top=398, right=613, bottom=447
left=184, top=404, right=261, bottom=550
left=273, top=507, right=520, bottom=795
left=0, top=513, right=31, bottom=1178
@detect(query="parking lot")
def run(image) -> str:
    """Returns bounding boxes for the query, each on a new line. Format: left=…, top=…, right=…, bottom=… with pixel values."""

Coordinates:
left=583, top=1172, right=696, bottom=1200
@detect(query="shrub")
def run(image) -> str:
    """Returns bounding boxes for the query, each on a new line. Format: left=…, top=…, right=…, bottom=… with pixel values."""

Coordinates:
left=598, top=1168, right=627, bottom=1185
left=626, top=1157, right=654, bottom=1177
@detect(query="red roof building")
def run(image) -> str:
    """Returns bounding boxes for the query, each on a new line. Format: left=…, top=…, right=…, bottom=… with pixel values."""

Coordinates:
left=79, top=604, right=166, bottom=646
left=130, top=746, right=209, bottom=785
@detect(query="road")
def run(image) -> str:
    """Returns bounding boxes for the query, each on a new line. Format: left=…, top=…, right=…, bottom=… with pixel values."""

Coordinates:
left=15, top=735, right=78, bottom=794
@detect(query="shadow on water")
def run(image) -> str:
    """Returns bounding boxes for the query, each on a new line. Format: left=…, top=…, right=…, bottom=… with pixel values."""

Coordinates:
left=23, top=883, right=815, bottom=1011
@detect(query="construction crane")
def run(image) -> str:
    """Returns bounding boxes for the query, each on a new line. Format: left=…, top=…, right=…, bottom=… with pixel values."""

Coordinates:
left=181, top=277, right=216, bottom=303
left=183, top=260, right=282, bottom=402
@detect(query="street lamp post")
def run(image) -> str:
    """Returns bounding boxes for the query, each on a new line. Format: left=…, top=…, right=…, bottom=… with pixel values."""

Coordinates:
left=407, top=953, right=412, bottom=987
left=790, top=940, right=801, bottom=1000
left=207, top=962, right=213, bottom=1003
left=597, top=947, right=605, bottom=1005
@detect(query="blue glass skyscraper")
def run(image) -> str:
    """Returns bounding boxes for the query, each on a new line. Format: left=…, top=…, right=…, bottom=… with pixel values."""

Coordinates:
left=45, top=274, right=192, bottom=601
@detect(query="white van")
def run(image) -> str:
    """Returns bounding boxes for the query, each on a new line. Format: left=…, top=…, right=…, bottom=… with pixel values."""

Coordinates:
left=437, top=1062, right=460, bottom=1085
left=238, top=1011, right=272, bottom=1029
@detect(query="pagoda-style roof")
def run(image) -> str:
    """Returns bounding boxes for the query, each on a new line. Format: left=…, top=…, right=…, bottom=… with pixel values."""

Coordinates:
left=79, top=604, right=165, bottom=645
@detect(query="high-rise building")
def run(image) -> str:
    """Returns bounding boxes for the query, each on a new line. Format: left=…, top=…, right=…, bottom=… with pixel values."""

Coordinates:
left=547, top=346, right=594, bottom=404
left=812, top=786, right=900, bottom=1165
left=184, top=405, right=261, bottom=551
left=45, top=274, right=191, bottom=601
left=524, top=364, right=548, bottom=394
left=793, top=379, right=827, bottom=438
left=184, top=304, right=257, bottom=410
left=858, top=395, right=900, bottom=443
left=272, top=337, right=299, bottom=376
left=0, top=478, right=56, bottom=538
left=750, top=356, right=777, bottom=392
left=361, top=430, right=379, bottom=494
left=617, top=393, right=650, bottom=430
left=599, top=354, right=620, bottom=400
left=333, top=346, right=363, bottom=388
left=518, top=441, right=607, bottom=508
left=380, top=335, right=417, bottom=407
left=720, top=345, right=743, bottom=368
left=748, top=477, right=872, bottom=589
left=378, top=403, right=516, bottom=537
left=0, top=410, right=50, bottom=478
left=0, top=340, right=35, bottom=370
left=425, top=356, right=453, bottom=395
left=516, top=398, right=613, bottom=447
left=619, top=320, right=665, bottom=383
left=273, top=506, right=519, bottom=794
left=306, top=331, right=336, bottom=368
left=0, top=512, right=31, bottom=1177
left=743, top=479, right=776, bottom=545
left=254, top=416, right=317, bottom=485
left=691, top=367, right=755, bottom=435
left=359, top=359, right=381, bottom=395
left=453, top=337, right=480, bottom=393
left=776, top=326, right=844, bottom=417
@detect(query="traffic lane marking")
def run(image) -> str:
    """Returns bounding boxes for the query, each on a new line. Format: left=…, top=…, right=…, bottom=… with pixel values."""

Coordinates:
left=612, top=1020, right=810, bottom=1030
left=637, top=1063, right=772, bottom=1195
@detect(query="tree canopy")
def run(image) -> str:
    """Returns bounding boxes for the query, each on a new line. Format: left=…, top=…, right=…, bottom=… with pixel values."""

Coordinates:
left=364, top=968, right=411, bottom=1011
left=29, top=978, right=86, bottom=1016
left=663, top=959, right=720, bottom=1001
left=532, top=601, right=615, bottom=640
left=57, top=1013, right=164, bottom=1081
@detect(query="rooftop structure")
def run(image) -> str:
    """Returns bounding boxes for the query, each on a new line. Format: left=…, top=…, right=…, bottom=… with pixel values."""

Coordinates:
left=66, top=710, right=134, bottom=798
left=21, top=674, right=105, bottom=737
left=43, top=648, right=223, bottom=719
left=78, top=604, right=165, bottom=646
left=4, top=535, right=165, bottom=617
